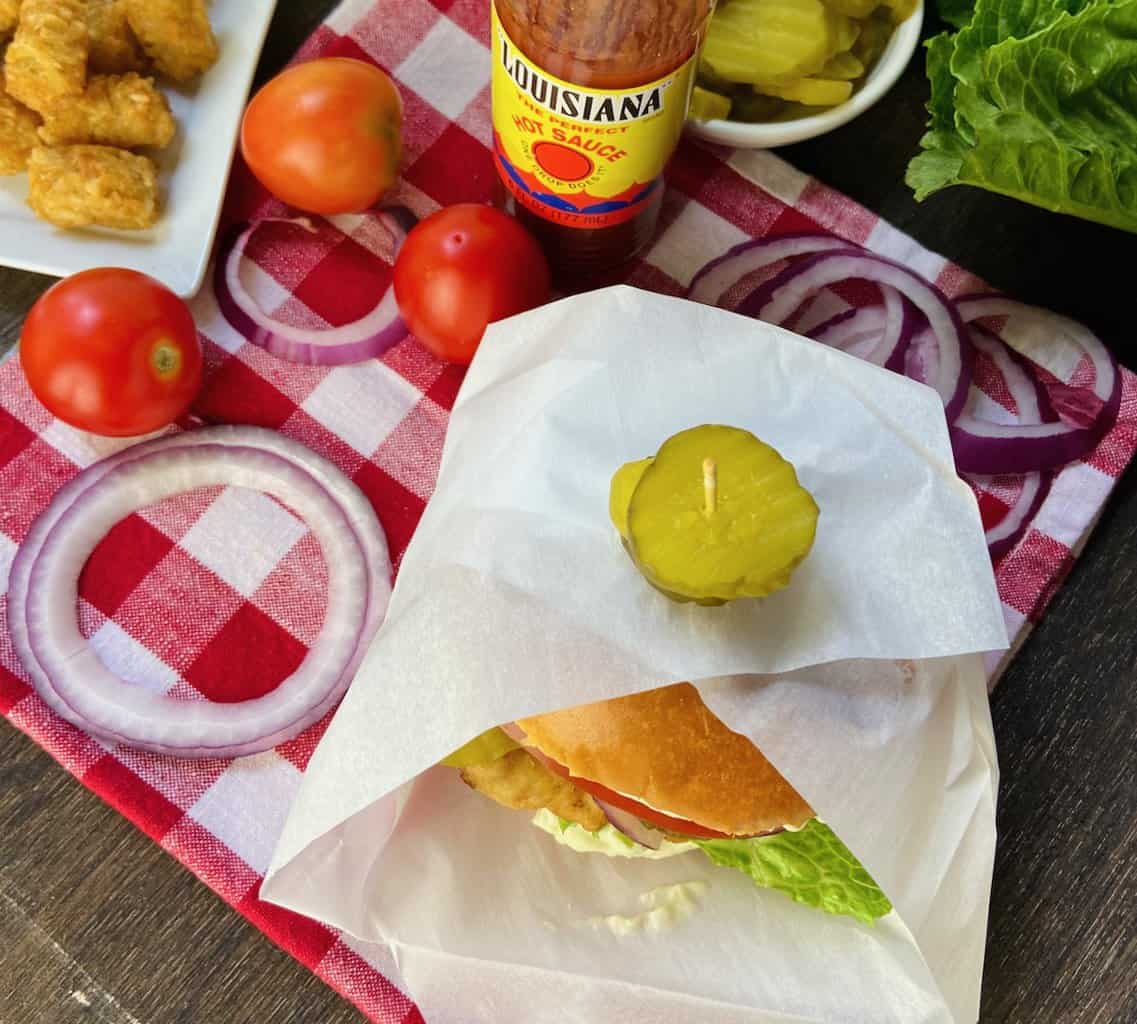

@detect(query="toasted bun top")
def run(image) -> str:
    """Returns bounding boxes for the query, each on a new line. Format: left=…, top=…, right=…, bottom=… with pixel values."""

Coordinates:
left=517, top=683, right=813, bottom=837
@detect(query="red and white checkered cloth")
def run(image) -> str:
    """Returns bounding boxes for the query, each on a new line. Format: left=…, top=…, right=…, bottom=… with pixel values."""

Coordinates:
left=1, top=1, right=1135, bottom=1020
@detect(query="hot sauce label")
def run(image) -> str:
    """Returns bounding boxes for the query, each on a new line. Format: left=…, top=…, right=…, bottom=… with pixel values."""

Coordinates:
left=490, top=4, right=696, bottom=229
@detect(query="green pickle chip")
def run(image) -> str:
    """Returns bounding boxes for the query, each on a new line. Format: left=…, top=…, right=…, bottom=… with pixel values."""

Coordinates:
left=615, top=425, right=818, bottom=605
left=609, top=457, right=654, bottom=539
left=689, top=85, right=733, bottom=121
left=440, top=727, right=519, bottom=769
left=694, top=0, right=915, bottom=120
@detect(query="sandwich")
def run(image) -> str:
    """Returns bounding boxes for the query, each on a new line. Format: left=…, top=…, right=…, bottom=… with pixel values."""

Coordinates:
left=443, top=682, right=891, bottom=923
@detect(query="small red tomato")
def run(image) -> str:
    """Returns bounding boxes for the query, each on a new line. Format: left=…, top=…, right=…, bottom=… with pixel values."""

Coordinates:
left=393, top=204, right=551, bottom=365
left=241, top=58, right=402, bottom=215
left=20, top=268, right=203, bottom=437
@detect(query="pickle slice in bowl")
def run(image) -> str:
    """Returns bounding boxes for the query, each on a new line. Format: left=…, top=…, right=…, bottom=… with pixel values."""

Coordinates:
left=689, top=86, right=733, bottom=121
left=819, top=52, right=866, bottom=79
left=701, top=0, right=843, bottom=83
left=757, top=76, right=854, bottom=106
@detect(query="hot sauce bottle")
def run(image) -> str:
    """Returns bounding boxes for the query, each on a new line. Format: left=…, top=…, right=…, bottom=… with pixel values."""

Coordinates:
left=490, top=0, right=713, bottom=283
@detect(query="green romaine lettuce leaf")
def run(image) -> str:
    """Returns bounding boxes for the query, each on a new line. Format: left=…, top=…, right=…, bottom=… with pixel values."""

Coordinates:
left=909, top=0, right=1137, bottom=233
left=937, top=0, right=976, bottom=29
left=694, top=821, right=892, bottom=924
left=537, top=812, right=891, bottom=924
left=951, top=0, right=1095, bottom=65
left=925, top=31, right=960, bottom=133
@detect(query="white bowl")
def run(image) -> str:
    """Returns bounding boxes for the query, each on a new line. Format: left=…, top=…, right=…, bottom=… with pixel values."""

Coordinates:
left=685, top=3, right=924, bottom=149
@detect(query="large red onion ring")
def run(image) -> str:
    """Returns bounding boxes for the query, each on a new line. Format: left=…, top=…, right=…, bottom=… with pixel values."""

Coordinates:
left=8, top=428, right=391, bottom=758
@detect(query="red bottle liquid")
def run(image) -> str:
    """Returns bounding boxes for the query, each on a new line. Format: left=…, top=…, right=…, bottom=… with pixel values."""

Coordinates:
left=490, top=0, right=713, bottom=284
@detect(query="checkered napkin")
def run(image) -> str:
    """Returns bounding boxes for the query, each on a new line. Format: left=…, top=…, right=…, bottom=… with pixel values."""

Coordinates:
left=1, top=0, right=1135, bottom=1020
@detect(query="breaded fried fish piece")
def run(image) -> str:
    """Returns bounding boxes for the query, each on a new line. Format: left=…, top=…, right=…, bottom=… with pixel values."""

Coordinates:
left=88, top=0, right=146, bottom=75
left=123, top=0, right=217, bottom=83
left=0, top=74, right=41, bottom=174
left=0, top=0, right=19, bottom=39
left=27, top=145, right=159, bottom=229
left=4, top=0, right=88, bottom=114
left=39, top=73, right=175, bottom=148
left=460, top=748, right=607, bottom=831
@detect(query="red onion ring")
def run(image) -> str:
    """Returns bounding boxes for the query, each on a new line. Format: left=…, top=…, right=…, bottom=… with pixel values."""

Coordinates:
left=739, top=250, right=973, bottom=420
left=967, top=327, right=1056, bottom=426
left=595, top=799, right=666, bottom=849
left=904, top=323, right=939, bottom=393
left=24, top=446, right=366, bottom=755
left=792, top=289, right=854, bottom=335
left=882, top=302, right=918, bottom=376
left=810, top=306, right=879, bottom=357
left=957, top=296, right=1118, bottom=406
left=214, top=207, right=417, bottom=366
left=948, top=296, right=1121, bottom=475
left=687, top=233, right=851, bottom=307
left=8, top=428, right=391, bottom=758
left=808, top=286, right=913, bottom=372
left=977, top=471, right=1054, bottom=561
left=805, top=305, right=857, bottom=339
left=952, top=417, right=1090, bottom=474
left=9, top=427, right=391, bottom=728
left=959, top=330, right=1056, bottom=557
left=9, top=429, right=390, bottom=706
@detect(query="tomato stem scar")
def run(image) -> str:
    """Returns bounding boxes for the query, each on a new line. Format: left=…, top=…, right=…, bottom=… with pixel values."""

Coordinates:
left=151, top=340, right=182, bottom=380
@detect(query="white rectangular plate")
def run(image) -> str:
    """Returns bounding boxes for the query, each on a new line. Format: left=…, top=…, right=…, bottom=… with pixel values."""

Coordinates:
left=0, top=0, right=279, bottom=297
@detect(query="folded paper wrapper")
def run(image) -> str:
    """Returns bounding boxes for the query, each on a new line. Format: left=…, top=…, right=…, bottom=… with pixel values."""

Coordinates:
left=264, top=286, right=1009, bottom=1024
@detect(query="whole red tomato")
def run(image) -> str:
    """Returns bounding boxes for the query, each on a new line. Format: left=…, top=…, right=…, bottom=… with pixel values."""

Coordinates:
left=393, top=205, right=551, bottom=365
left=20, top=269, right=203, bottom=437
left=241, top=58, right=402, bottom=215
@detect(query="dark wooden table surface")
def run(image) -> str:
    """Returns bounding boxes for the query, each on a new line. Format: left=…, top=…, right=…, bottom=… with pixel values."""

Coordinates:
left=2, top=3, right=1135, bottom=1023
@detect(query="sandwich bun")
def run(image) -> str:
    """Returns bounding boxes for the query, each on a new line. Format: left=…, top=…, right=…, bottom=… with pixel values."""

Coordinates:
left=517, top=683, right=813, bottom=837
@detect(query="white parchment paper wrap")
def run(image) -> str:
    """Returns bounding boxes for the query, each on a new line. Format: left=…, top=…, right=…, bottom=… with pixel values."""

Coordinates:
left=264, top=287, right=1008, bottom=1023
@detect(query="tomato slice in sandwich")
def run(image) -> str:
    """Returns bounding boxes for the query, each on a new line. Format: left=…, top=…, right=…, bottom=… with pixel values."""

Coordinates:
left=540, top=755, right=733, bottom=840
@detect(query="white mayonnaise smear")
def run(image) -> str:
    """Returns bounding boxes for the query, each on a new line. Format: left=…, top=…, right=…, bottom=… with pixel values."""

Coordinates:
left=531, top=808, right=696, bottom=859
left=584, top=881, right=710, bottom=936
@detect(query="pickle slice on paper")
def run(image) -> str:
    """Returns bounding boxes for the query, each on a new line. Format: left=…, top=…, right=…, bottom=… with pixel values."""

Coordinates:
left=623, top=425, right=819, bottom=604
left=610, top=457, right=654, bottom=538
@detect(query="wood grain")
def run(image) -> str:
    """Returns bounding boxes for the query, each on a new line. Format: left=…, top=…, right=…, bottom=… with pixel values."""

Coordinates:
left=1, top=2, right=1135, bottom=1022
left=980, top=467, right=1137, bottom=1024
left=0, top=731, right=364, bottom=1024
